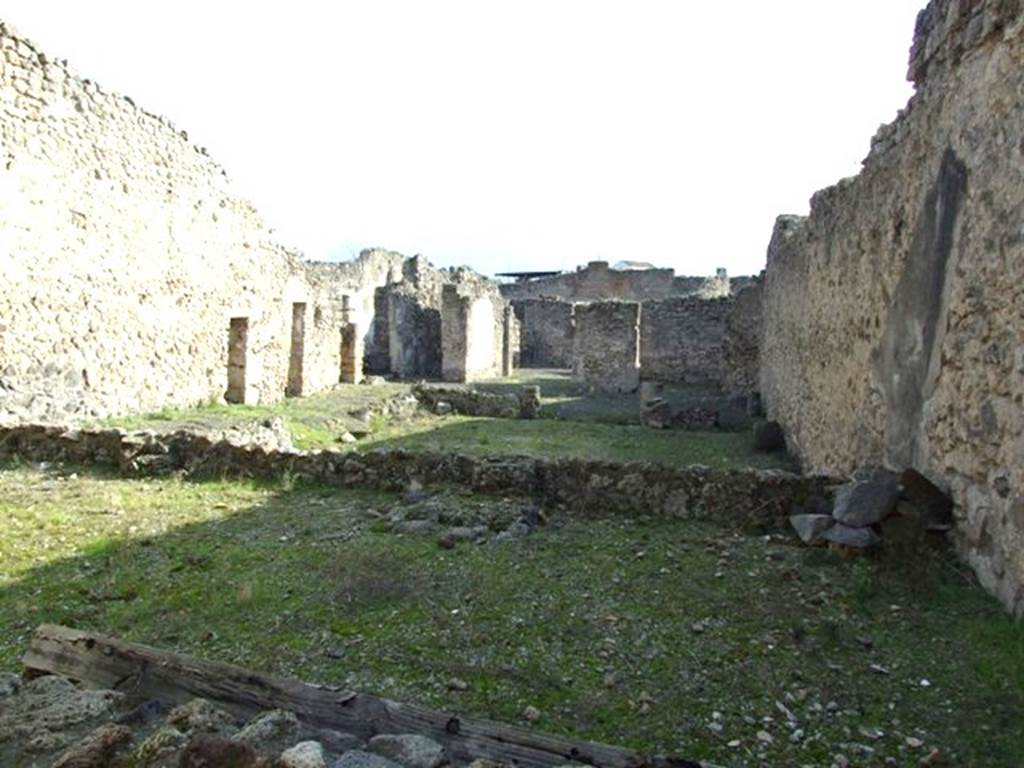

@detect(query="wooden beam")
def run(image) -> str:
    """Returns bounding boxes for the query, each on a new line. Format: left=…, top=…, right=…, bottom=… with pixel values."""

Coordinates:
left=24, top=625, right=700, bottom=768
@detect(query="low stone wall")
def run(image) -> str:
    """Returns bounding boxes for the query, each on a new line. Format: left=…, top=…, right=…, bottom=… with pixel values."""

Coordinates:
left=0, top=424, right=832, bottom=527
left=572, top=302, right=640, bottom=393
left=412, top=383, right=519, bottom=418
left=639, top=297, right=732, bottom=385
left=513, top=298, right=575, bottom=368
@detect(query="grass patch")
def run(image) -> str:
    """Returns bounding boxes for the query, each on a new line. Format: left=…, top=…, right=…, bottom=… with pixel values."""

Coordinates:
left=360, top=416, right=794, bottom=470
left=1, top=463, right=1021, bottom=766
left=94, top=375, right=789, bottom=470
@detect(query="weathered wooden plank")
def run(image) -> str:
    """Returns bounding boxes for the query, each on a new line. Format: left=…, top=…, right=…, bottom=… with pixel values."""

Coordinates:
left=23, top=625, right=700, bottom=768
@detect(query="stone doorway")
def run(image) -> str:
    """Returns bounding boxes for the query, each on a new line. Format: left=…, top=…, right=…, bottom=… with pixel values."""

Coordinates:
left=225, top=317, right=248, bottom=404
left=286, top=303, right=306, bottom=397
left=339, top=323, right=361, bottom=384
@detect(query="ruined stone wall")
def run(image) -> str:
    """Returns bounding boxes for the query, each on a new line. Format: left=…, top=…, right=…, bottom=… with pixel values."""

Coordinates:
left=441, top=282, right=508, bottom=383
left=760, top=0, right=1024, bottom=613
left=501, top=261, right=750, bottom=303
left=388, top=289, right=442, bottom=379
left=501, top=261, right=676, bottom=302
left=572, top=302, right=640, bottom=393
left=639, top=297, right=732, bottom=385
left=0, top=21, right=328, bottom=421
left=302, top=250, right=404, bottom=389
left=512, top=298, right=575, bottom=368
left=722, top=282, right=763, bottom=398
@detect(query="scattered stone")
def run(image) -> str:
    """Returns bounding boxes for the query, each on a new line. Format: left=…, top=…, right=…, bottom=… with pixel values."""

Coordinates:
left=166, top=698, right=236, bottom=736
left=522, top=706, right=542, bottom=723
left=0, top=672, right=20, bottom=700
left=316, top=730, right=363, bottom=755
left=832, top=471, right=900, bottom=527
left=906, top=736, right=925, bottom=748
left=338, top=432, right=358, bottom=444
left=235, top=709, right=302, bottom=753
left=823, top=523, right=881, bottom=550
left=641, top=398, right=673, bottom=429
left=756, top=729, right=773, bottom=744
left=446, top=678, right=469, bottom=691
left=115, top=698, right=169, bottom=726
left=333, top=751, right=405, bottom=768
left=179, top=735, right=262, bottom=768
left=52, top=723, right=133, bottom=768
left=367, top=734, right=446, bottom=768
left=790, top=513, right=835, bottom=545
left=393, top=519, right=441, bottom=536
left=282, top=740, right=328, bottom=768
left=128, top=725, right=188, bottom=766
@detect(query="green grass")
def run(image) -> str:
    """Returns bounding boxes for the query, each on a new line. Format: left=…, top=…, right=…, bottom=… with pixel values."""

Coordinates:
left=95, top=374, right=787, bottom=470
left=100, top=383, right=412, bottom=449
left=1, top=463, right=1021, bottom=766
left=475, top=369, right=752, bottom=428
left=360, top=415, right=793, bottom=470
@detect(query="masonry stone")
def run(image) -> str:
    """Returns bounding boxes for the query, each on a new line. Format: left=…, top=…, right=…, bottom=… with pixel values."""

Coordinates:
left=572, top=301, right=640, bottom=394
left=512, top=298, right=575, bottom=368
left=759, top=0, right=1024, bottom=613
left=639, top=296, right=732, bottom=385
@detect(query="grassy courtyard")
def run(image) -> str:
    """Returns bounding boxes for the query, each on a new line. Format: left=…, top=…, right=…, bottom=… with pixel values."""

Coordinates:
left=97, top=370, right=790, bottom=471
left=1, top=462, right=1021, bottom=766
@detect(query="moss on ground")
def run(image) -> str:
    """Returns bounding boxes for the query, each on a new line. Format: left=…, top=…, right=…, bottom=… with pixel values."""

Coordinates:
left=1, top=463, right=1021, bottom=766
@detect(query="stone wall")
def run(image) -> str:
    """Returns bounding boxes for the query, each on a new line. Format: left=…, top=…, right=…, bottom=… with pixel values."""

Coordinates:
left=501, top=261, right=750, bottom=303
left=0, top=21, right=329, bottom=421
left=759, top=0, right=1024, bottom=614
left=512, top=298, right=575, bottom=368
left=0, top=423, right=833, bottom=525
left=572, top=302, right=640, bottom=393
left=639, top=297, right=732, bottom=385
left=388, top=289, right=442, bottom=380
left=441, top=282, right=508, bottom=383
left=304, top=249, right=404, bottom=384
left=722, top=282, right=763, bottom=398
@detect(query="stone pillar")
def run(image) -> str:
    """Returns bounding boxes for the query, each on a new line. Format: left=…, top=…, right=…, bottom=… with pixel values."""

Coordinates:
left=340, top=322, right=363, bottom=384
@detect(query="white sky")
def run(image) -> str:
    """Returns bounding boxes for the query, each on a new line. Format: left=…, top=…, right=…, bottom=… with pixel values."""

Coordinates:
left=5, top=1, right=924, bottom=276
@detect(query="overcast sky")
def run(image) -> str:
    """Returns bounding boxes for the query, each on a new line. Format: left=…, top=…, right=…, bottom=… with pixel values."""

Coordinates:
left=5, top=1, right=924, bottom=276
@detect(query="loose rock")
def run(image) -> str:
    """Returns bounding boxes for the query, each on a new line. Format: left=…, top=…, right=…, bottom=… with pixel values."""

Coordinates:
left=367, top=733, right=447, bottom=768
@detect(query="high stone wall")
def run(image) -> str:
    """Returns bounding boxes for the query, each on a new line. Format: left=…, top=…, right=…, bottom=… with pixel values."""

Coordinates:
left=441, top=281, right=509, bottom=382
left=0, top=21, right=314, bottom=421
left=500, top=261, right=750, bottom=303
left=512, top=298, right=575, bottom=368
left=722, top=282, right=763, bottom=398
left=639, top=297, right=732, bottom=385
left=572, top=301, right=640, bottom=393
left=759, top=0, right=1024, bottom=614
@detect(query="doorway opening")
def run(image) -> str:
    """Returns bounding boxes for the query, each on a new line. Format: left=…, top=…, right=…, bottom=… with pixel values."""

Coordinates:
left=286, top=302, right=306, bottom=397
left=226, top=317, right=248, bottom=404
left=340, top=323, right=361, bottom=384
